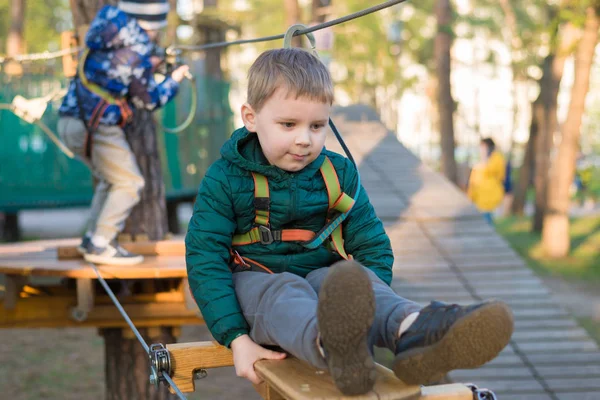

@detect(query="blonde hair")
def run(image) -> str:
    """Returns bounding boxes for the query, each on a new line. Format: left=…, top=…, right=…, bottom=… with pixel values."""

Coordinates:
left=247, top=48, right=334, bottom=111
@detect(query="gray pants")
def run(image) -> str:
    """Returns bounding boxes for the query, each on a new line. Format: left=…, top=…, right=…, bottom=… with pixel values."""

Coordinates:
left=232, top=265, right=421, bottom=369
left=57, top=117, right=145, bottom=242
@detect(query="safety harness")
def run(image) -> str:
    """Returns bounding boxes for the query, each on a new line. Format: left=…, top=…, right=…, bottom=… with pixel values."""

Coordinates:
left=76, top=49, right=133, bottom=158
left=229, top=156, right=355, bottom=273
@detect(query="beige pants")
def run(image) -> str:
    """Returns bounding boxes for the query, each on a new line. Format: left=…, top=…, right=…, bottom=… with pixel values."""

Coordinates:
left=58, top=117, right=145, bottom=242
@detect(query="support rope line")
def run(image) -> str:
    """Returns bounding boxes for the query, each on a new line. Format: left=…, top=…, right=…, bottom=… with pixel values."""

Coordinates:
left=0, top=0, right=408, bottom=64
left=172, top=0, right=408, bottom=52
left=86, top=262, right=188, bottom=399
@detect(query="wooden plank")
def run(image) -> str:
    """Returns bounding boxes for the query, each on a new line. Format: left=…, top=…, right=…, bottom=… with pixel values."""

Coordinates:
left=419, top=384, right=473, bottom=399
left=57, top=239, right=185, bottom=260
left=0, top=237, right=187, bottom=279
left=254, top=382, right=286, bottom=400
left=166, top=341, right=234, bottom=393
left=0, top=256, right=187, bottom=279
left=254, top=358, right=422, bottom=400
left=163, top=340, right=470, bottom=399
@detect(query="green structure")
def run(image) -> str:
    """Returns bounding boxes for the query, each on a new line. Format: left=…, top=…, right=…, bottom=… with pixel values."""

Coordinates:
left=0, top=71, right=233, bottom=213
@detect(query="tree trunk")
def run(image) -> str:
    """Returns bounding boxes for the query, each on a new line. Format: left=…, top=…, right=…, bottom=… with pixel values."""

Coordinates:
left=122, top=109, right=169, bottom=241
left=165, top=0, right=178, bottom=45
left=7, top=0, right=25, bottom=56
left=542, top=7, right=599, bottom=257
left=511, top=119, right=536, bottom=215
left=531, top=22, right=580, bottom=232
left=69, top=0, right=117, bottom=42
left=5, top=0, right=26, bottom=75
left=101, top=327, right=177, bottom=400
left=498, top=0, right=519, bottom=215
left=200, top=0, right=224, bottom=81
left=434, top=0, right=457, bottom=184
left=284, top=0, right=302, bottom=47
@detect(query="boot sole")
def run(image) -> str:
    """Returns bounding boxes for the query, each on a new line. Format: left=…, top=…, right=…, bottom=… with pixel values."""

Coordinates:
left=393, top=300, right=514, bottom=385
left=318, top=261, right=377, bottom=395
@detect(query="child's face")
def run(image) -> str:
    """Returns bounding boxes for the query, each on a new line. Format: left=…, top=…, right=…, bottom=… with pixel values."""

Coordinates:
left=242, top=87, right=330, bottom=172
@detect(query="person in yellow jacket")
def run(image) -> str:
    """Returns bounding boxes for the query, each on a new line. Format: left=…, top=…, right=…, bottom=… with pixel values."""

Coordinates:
left=468, top=138, right=506, bottom=224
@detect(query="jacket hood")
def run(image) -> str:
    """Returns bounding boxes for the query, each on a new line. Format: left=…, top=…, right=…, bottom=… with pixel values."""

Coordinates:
left=221, top=127, right=326, bottom=180
left=85, top=5, right=153, bottom=56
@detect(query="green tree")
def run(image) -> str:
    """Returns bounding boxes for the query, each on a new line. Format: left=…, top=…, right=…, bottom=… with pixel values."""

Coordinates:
left=1, top=0, right=70, bottom=55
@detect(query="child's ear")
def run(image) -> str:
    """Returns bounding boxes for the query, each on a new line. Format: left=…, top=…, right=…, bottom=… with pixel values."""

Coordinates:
left=241, top=103, right=257, bottom=132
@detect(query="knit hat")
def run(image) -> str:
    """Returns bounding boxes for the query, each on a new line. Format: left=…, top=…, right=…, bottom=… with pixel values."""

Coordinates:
left=118, top=0, right=170, bottom=31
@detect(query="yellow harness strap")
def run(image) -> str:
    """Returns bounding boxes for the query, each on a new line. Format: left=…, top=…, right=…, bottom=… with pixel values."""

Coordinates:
left=319, top=157, right=354, bottom=260
left=231, top=156, right=354, bottom=260
left=78, top=49, right=133, bottom=126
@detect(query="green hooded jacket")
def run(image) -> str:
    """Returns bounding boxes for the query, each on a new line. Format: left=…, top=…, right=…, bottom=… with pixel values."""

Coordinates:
left=185, top=127, right=393, bottom=347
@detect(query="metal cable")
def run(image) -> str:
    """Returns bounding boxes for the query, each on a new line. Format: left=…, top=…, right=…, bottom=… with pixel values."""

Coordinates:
left=0, top=0, right=408, bottom=63
left=87, top=262, right=150, bottom=353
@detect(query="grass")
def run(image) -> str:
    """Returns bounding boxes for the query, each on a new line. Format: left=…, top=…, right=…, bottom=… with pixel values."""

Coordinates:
left=495, top=215, right=600, bottom=282
left=578, top=317, right=600, bottom=346
left=495, top=214, right=600, bottom=348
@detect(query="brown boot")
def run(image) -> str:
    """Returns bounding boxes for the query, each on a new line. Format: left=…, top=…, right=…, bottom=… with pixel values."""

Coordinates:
left=317, top=261, right=377, bottom=395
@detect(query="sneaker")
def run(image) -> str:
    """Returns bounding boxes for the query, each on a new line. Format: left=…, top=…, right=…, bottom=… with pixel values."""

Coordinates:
left=83, top=240, right=144, bottom=266
left=393, top=300, right=514, bottom=385
left=317, top=260, right=377, bottom=396
left=77, top=234, right=92, bottom=255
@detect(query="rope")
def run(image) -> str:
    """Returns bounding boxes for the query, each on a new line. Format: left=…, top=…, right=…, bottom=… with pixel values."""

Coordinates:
left=87, top=262, right=187, bottom=399
left=172, top=0, right=407, bottom=52
left=0, top=47, right=82, bottom=64
left=161, top=73, right=197, bottom=134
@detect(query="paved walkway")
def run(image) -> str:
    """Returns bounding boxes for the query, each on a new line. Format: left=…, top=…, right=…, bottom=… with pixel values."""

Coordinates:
left=325, top=114, right=600, bottom=400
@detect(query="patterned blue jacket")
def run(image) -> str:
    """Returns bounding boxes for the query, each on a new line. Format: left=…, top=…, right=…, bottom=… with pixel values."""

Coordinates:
left=59, top=5, right=179, bottom=126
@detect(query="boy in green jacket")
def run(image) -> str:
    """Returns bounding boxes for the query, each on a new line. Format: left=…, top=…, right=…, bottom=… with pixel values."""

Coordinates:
left=185, top=48, right=513, bottom=395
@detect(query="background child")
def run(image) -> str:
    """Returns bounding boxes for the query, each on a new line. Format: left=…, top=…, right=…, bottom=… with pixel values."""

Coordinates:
left=58, top=0, right=189, bottom=265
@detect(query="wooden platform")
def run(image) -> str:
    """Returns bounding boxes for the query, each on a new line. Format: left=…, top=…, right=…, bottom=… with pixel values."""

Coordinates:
left=0, top=238, right=199, bottom=328
left=0, top=237, right=187, bottom=279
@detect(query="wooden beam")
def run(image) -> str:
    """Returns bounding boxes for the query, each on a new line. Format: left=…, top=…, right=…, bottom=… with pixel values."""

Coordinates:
left=0, top=295, right=203, bottom=328
left=70, top=278, right=94, bottom=321
left=164, top=341, right=426, bottom=399
left=166, top=341, right=233, bottom=393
